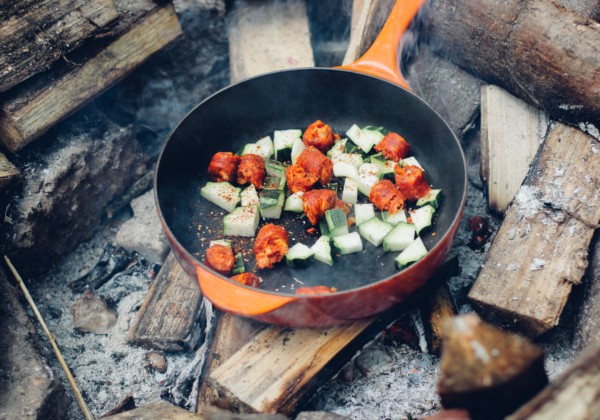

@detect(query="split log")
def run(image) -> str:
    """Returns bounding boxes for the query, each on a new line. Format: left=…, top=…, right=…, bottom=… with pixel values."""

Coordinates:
left=0, top=151, right=20, bottom=190
left=437, top=313, right=548, bottom=419
left=342, top=0, right=393, bottom=65
left=421, top=280, right=457, bottom=355
left=0, top=0, right=119, bottom=92
left=128, top=253, right=205, bottom=352
left=0, top=0, right=182, bottom=152
left=508, top=339, right=600, bottom=419
left=480, top=85, right=549, bottom=213
left=104, top=401, right=200, bottom=419
left=425, top=0, right=600, bottom=132
left=574, top=236, right=600, bottom=352
left=468, top=123, right=600, bottom=337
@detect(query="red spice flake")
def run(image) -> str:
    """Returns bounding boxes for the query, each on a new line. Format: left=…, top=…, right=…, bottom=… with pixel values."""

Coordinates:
left=306, top=227, right=317, bottom=235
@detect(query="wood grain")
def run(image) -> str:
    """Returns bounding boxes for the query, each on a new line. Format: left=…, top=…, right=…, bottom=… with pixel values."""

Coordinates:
left=128, top=253, right=205, bottom=352
left=0, top=0, right=119, bottom=92
left=0, top=152, right=20, bottom=190
left=480, top=85, right=549, bottom=213
left=468, top=123, right=600, bottom=337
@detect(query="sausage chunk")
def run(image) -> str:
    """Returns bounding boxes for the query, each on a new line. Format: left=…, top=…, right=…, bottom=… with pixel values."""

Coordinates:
left=394, top=164, right=431, bottom=201
left=374, top=132, right=410, bottom=162
left=369, top=180, right=406, bottom=214
left=231, top=272, right=261, bottom=288
left=205, top=244, right=235, bottom=275
left=237, top=153, right=265, bottom=189
left=254, top=224, right=289, bottom=269
left=296, top=146, right=333, bottom=186
left=303, top=120, right=335, bottom=153
left=208, top=152, right=241, bottom=183
left=301, top=189, right=349, bottom=226
left=285, top=164, right=319, bottom=194
left=295, top=285, right=337, bottom=295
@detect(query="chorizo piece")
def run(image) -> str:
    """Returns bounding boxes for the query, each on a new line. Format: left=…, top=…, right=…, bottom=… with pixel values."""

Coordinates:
left=205, top=244, right=235, bottom=275
left=254, top=224, right=289, bottom=269
left=301, top=189, right=349, bottom=225
left=285, top=164, right=318, bottom=194
left=374, top=132, right=410, bottom=162
left=394, top=164, right=431, bottom=201
left=237, top=153, right=265, bottom=189
left=296, top=146, right=333, bottom=186
left=231, top=272, right=261, bottom=288
left=295, top=285, right=337, bottom=295
left=302, top=120, right=336, bottom=153
left=208, top=152, right=241, bottom=183
left=370, top=180, right=406, bottom=214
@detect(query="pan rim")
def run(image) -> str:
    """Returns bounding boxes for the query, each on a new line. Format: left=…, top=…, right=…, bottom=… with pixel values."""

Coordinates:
left=154, top=67, right=468, bottom=297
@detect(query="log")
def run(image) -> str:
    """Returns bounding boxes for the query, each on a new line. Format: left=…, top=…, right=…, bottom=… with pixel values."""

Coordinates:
left=0, top=0, right=182, bottom=152
left=480, top=85, right=549, bottom=213
left=574, top=236, right=600, bottom=352
left=437, top=313, right=548, bottom=419
left=128, top=253, right=205, bottom=352
left=104, top=401, right=200, bottom=419
left=468, top=123, right=600, bottom=337
left=0, top=151, right=20, bottom=190
left=425, top=0, right=600, bottom=132
left=552, top=0, right=600, bottom=21
left=342, top=0, right=393, bottom=65
left=508, top=339, right=600, bottom=420
left=0, top=0, right=119, bottom=92
left=421, top=280, right=457, bottom=355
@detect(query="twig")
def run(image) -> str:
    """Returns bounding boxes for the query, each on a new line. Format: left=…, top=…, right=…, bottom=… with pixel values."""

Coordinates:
left=4, top=256, right=95, bottom=420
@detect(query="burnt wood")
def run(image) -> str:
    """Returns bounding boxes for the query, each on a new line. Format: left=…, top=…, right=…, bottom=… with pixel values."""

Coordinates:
left=0, top=0, right=182, bottom=151
left=0, top=0, right=119, bottom=92
left=468, top=123, right=600, bottom=337
left=425, top=0, right=600, bottom=131
left=0, top=152, right=20, bottom=190
left=574, top=236, right=600, bottom=352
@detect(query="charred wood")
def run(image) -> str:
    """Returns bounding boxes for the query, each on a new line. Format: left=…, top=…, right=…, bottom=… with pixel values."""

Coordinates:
left=69, top=243, right=134, bottom=292
left=0, top=151, right=20, bottom=190
left=574, top=235, right=600, bottom=352
left=437, top=313, right=548, bottom=419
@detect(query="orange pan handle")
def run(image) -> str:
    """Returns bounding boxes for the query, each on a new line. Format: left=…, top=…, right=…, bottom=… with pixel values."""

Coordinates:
left=339, top=0, right=426, bottom=89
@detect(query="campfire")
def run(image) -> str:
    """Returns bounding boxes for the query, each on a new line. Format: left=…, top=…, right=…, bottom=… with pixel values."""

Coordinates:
left=1, top=0, right=598, bottom=419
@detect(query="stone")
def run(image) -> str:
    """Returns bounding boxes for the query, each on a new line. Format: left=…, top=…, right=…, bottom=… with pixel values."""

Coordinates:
left=0, top=267, right=67, bottom=419
left=296, top=412, right=349, bottom=420
left=71, top=289, right=118, bottom=334
left=115, top=189, right=169, bottom=264
left=1, top=106, right=147, bottom=275
left=145, top=351, right=168, bottom=373
left=354, top=343, right=393, bottom=377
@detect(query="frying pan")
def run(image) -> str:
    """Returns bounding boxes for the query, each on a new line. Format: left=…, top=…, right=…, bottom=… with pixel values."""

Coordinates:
left=155, top=0, right=467, bottom=327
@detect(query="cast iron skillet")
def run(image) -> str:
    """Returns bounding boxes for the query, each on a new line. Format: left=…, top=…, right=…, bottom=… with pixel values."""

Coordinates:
left=155, top=0, right=467, bottom=327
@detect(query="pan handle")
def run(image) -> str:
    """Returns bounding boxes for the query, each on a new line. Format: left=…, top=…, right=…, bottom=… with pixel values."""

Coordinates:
left=339, top=0, right=425, bottom=89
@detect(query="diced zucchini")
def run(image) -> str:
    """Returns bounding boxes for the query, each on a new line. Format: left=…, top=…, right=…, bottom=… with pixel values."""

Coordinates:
left=394, top=237, right=427, bottom=269
left=259, top=190, right=285, bottom=219
left=416, top=189, right=442, bottom=209
left=364, top=125, right=390, bottom=136
left=346, top=124, right=378, bottom=153
left=284, top=191, right=304, bottom=212
left=232, top=252, right=246, bottom=274
left=370, top=154, right=396, bottom=179
left=382, top=210, right=408, bottom=226
left=325, top=208, right=349, bottom=237
left=332, top=232, right=363, bottom=255
left=410, top=205, right=436, bottom=235
left=223, top=205, right=259, bottom=237
left=354, top=203, right=376, bottom=226
left=263, top=174, right=286, bottom=191
left=242, top=136, right=274, bottom=160
left=319, top=220, right=331, bottom=238
left=356, top=163, right=380, bottom=196
left=399, top=156, right=423, bottom=170
left=274, top=129, right=301, bottom=161
left=333, top=161, right=359, bottom=180
left=291, top=137, right=305, bottom=164
left=326, top=138, right=347, bottom=158
left=358, top=217, right=393, bottom=246
left=325, top=183, right=339, bottom=193
left=383, top=222, right=416, bottom=252
left=361, top=126, right=385, bottom=148
left=209, top=239, right=232, bottom=248
left=201, top=182, right=241, bottom=213
left=311, top=236, right=333, bottom=266
left=342, top=178, right=358, bottom=204
left=265, top=159, right=287, bottom=177
left=285, top=243, right=314, bottom=268
left=240, top=185, right=259, bottom=207
left=331, top=152, right=364, bottom=168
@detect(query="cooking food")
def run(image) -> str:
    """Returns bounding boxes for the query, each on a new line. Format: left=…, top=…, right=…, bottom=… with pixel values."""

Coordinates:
left=208, top=151, right=240, bottom=183
left=295, top=146, right=333, bottom=186
left=285, top=164, right=318, bottom=193
left=373, top=132, right=410, bottom=161
left=394, top=164, right=431, bottom=201
left=205, top=243, right=235, bottom=275
left=237, top=153, right=265, bottom=189
left=301, top=189, right=349, bottom=226
left=369, top=179, right=406, bottom=214
left=231, top=272, right=261, bottom=287
left=254, top=223, right=289, bottom=269
left=302, top=120, right=337, bottom=153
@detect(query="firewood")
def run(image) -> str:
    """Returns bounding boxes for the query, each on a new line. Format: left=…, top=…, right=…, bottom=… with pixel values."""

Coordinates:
left=0, top=151, right=20, bottom=190
left=104, top=401, right=201, bottom=419
left=0, top=1, right=182, bottom=152
left=0, top=0, right=119, bottom=92
left=468, top=123, right=600, bottom=337
left=342, top=0, right=393, bottom=65
left=437, top=313, right=548, bottom=420
left=425, top=0, right=600, bottom=132
left=422, top=280, right=457, bottom=355
left=574, top=237, right=600, bottom=352
left=128, top=253, right=205, bottom=352
left=480, top=85, right=549, bottom=213
left=508, top=339, right=600, bottom=419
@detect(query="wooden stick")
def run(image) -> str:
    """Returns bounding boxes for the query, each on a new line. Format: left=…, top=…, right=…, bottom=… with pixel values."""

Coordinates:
left=4, top=256, right=94, bottom=420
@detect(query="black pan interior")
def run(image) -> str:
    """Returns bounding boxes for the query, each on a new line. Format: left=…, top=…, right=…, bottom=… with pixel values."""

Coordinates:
left=156, top=68, right=466, bottom=294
